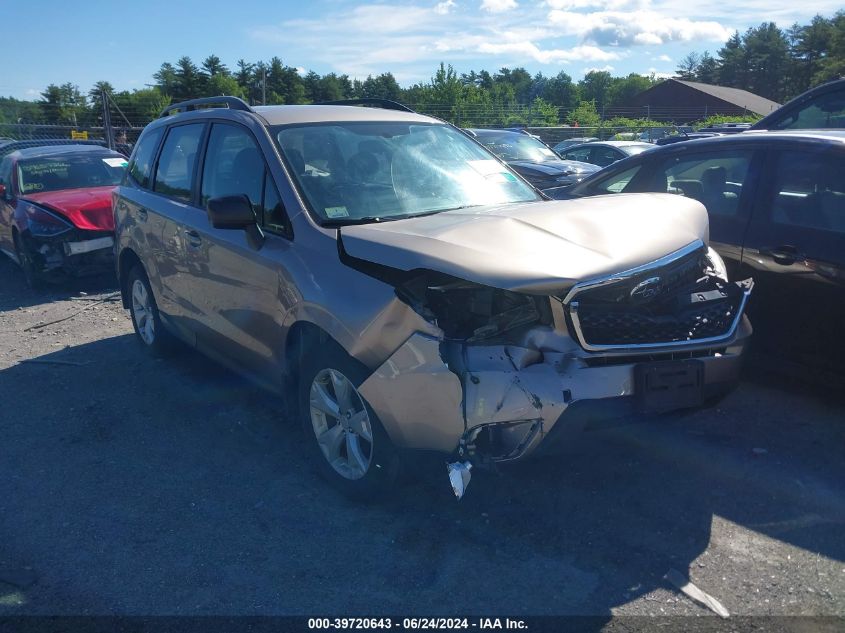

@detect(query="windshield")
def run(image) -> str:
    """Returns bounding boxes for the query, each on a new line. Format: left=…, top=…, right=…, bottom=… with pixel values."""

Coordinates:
left=474, top=131, right=559, bottom=163
left=274, top=122, right=539, bottom=224
left=17, top=155, right=127, bottom=194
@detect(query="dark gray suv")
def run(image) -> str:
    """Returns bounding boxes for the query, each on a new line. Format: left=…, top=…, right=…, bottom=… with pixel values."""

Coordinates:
left=114, top=97, right=752, bottom=498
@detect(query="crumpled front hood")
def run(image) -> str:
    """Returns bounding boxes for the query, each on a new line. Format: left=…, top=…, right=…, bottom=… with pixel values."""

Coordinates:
left=22, top=186, right=115, bottom=231
left=341, top=193, right=709, bottom=294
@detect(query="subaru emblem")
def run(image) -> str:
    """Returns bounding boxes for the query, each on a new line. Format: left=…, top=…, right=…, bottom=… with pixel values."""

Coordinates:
left=630, top=276, right=662, bottom=301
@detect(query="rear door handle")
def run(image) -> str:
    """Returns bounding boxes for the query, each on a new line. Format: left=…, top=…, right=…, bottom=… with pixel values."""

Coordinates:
left=762, top=245, right=799, bottom=266
left=185, top=229, right=202, bottom=248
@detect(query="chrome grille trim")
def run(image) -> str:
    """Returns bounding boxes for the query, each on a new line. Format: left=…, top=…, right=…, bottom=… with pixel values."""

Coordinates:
left=563, top=240, right=753, bottom=353
left=561, top=240, right=705, bottom=304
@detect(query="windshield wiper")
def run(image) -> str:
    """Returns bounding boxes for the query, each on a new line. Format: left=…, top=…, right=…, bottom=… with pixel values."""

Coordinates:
left=322, top=216, right=388, bottom=227
left=324, top=208, right=453, bottom=228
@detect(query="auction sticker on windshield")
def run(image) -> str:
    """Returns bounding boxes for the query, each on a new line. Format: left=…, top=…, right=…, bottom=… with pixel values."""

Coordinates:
left=325, top=206, right=349, bottom=218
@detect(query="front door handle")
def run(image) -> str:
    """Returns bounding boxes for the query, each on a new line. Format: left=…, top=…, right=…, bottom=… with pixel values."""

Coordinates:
left=185, top=229, right=202, bottom=248
left=763, top=245, right=799, bottom=266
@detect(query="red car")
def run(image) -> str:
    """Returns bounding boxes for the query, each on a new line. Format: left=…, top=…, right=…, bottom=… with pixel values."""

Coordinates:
left=0, top=144, right=127, bottom=288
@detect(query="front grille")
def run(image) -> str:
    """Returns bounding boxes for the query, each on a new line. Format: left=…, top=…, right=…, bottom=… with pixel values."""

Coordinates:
left=566, top=242, right=748, bottom=350
left=577, top=298, right=738, bottom=345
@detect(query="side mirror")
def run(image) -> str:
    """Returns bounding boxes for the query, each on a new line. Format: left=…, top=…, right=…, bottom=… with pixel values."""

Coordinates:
left=207, top=194, right=256, bottom=229
left=206, top=194, right=265, bottom=250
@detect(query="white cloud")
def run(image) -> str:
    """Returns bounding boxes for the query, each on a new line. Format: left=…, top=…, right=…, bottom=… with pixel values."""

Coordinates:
left=481, top=0, right=518, bottom=13
left=244, top=0, right=740, bottom=84
left=547, top=10, right=731, bottom=46
left=647, top=0, right=843, bottom=28
left=583, top=65, right=615, bottom=73
left=477, top=41, right=619, bottom=63
left=435, top=30, right=619, bottom=63
left=546, top=0, right=648, bottom=9
left=646, top=67, right=673, bottom=78
left=657, top=54, right=671, bottom=62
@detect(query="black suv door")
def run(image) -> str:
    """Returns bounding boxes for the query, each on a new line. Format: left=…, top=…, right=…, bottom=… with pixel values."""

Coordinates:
left=739, top=143, right=845, bottom=372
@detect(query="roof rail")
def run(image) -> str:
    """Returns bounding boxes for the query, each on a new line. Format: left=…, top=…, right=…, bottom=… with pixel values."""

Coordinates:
left=159, top=96, right=253, bottom=118
left=316, top=98, right=415, bottom=113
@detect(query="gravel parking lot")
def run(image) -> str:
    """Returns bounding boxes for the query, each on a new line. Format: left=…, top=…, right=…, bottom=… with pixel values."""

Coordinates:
left=0, top=255, right=843, bottom=623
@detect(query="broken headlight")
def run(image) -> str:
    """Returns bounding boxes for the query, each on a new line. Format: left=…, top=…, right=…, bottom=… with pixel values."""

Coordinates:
left=23, top=202, right=73, bottom=237
left=705, top=246, right=728, bottom=282
left=398, top=273, right=547, bottom=341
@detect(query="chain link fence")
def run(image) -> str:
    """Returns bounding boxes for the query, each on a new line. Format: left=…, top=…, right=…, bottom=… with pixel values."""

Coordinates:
left=2, top=95, right=758, bottom=157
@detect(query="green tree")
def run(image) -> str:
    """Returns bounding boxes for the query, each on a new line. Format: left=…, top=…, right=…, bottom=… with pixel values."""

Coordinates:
left=494, top=67, right=533, bottom=103
left=88, top=81, right=114, bottom=102
left=153, top=62, right=179, bottom=97
left=607, top=74, right=654, bottom=109
left=128, top=88, right=171, bottom=122
left=541, top=71, right=578, bottom=109
left=743, top=22, right=791, bottom=101
left=266, top=57, right=306, bottom=104
left=206, top=74, right=244, bottom=98
left=816, top=11, right=845, bottom=82
left=696, top=52, right=718, bottom=84
left=676, top=52, right=700, bottom=80
left=567, top=100, right=601, bottom=127
left=578, top=71, right=613, bottom=113
left=527, top=97, right=559, bottom=126
left=201, top=55, right=228, bottom=78
left=174, top=56, right=202, bottom=99
left=717, top=31, right=749, bottom=89
left=40, top=83, right=88, bottom=125
left=361, top=72, right=402, bottom=101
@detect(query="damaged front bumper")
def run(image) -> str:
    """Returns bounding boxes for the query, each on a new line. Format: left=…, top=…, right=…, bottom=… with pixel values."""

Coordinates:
left=22, top=230, right=114, bottom=278
left=360, top=315, right=752, bottom=466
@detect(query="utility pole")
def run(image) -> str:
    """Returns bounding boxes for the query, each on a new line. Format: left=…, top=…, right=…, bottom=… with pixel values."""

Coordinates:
left=102, top=89, right=114, bottom=150
left=262, top=67, right=267, bottom=106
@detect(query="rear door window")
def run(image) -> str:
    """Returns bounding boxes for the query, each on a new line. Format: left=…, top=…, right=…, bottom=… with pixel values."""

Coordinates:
left=154, top=124, right=204, bottom=202
left=647, top=151, right=754, bottom=217
left=770, top=150, right=845, bottom=234
left=128, top=127, right=163, bottom=189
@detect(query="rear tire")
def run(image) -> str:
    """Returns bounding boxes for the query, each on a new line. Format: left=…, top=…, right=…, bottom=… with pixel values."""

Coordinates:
left=127, top=265, right=175, bottom=357
left=297, top=343, right=400, bottom=499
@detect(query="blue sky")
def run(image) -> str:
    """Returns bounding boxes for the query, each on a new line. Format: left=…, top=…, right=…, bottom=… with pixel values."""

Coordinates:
left=3, top=0, right=842, bottom=100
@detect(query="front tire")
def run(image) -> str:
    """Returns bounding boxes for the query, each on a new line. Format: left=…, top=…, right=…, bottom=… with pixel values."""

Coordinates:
left=14, top=233, right=44, bottom=290
left=127, top=265, right=175, bottom=357
left=298, top=345, right=399, bottom=498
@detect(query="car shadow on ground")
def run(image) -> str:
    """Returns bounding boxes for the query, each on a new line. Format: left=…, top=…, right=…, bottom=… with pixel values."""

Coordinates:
left=1, top=331, right=843, bottom=617
left=0, top=255, right=118, bottom=314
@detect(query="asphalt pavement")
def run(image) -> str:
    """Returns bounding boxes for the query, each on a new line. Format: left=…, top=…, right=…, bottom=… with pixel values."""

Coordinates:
left=0, top=255, right=843, bottom=626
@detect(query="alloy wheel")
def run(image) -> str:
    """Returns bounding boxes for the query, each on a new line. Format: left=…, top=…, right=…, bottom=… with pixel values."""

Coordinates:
left=131, top=278, right=155, bottom=345
left=309, top=368, right=374, bottom=480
